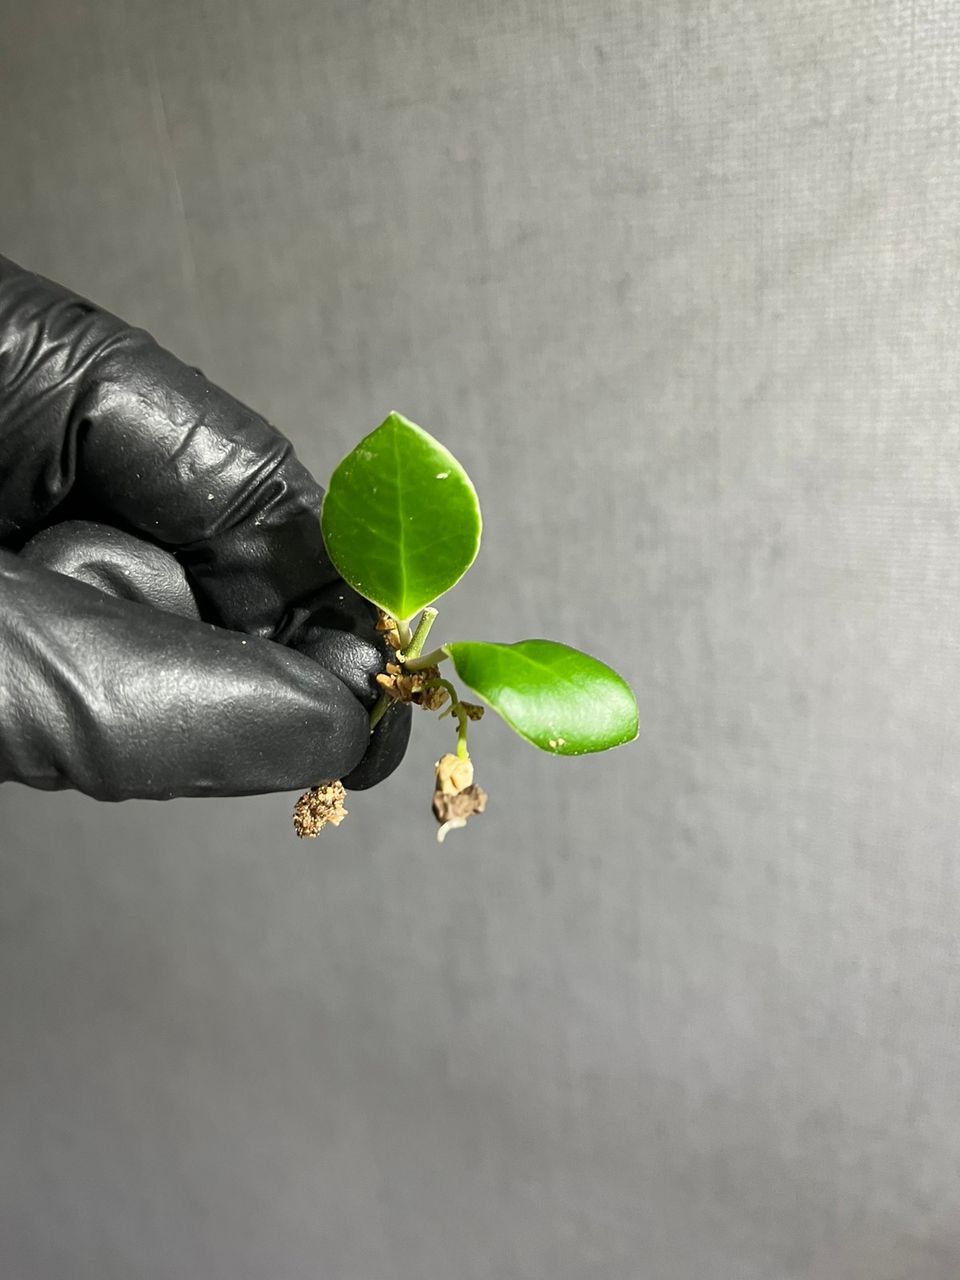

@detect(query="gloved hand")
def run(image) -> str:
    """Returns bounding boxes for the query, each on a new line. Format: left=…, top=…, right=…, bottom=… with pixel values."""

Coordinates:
left=0, top=255, right=410, bottom=801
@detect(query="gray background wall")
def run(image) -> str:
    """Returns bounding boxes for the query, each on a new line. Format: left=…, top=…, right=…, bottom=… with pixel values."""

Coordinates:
left=2, top=1, right=960, bottom=1277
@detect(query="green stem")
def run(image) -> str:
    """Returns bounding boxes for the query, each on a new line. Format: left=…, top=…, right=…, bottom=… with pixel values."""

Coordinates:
left=423, top=677, right=471, bottom=758
left=402, top=646, right=449, bottom=673
left=369, top=693, right=391, bottom=730
left=456, top=713, right=469, bottom=759
left=424, top=675, right=458, bottom=703
left=401, top=607, right=438, bottom=662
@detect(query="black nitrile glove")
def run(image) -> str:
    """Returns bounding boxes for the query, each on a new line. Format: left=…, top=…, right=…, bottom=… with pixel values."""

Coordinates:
left=0, top=255, right=410, bottom=801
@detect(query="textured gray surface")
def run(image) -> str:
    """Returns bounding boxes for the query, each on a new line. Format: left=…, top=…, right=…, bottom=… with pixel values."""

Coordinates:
left=2, top=1, right=960, bottom=1276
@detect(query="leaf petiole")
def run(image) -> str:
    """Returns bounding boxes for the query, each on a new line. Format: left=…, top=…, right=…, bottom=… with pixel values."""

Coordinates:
left=401, top=646, right=449, bottom=672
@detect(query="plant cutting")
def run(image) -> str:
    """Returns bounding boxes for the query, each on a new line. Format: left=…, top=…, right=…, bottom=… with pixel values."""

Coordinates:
left=293, top=412, right=638, bottom=840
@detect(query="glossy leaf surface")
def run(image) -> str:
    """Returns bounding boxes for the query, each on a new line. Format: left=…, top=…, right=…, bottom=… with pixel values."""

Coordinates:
left=445, top=639, right=638, bottom=755
left=321, top=412, right=481, bottom=622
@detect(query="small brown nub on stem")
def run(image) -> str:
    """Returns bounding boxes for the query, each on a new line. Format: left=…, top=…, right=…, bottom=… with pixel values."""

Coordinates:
left=375, top=611, right=402, bottom=651
left=293, top=780, right=348, bottom=837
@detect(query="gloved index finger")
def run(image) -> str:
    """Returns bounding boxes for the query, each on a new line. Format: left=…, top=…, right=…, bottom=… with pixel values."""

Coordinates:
left=0, top=254, right=337, bottom=637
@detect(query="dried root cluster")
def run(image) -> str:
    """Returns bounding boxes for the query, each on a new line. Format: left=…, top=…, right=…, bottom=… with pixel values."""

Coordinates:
left=293, top=780, right=349, bottom=838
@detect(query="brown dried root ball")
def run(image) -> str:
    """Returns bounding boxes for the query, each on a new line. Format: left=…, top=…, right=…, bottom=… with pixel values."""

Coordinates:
left=293, top=781, right=349, bottom=838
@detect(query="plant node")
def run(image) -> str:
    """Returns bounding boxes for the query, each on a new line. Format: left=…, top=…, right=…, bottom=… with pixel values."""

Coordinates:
left=376, top=662, right=447, bottom=709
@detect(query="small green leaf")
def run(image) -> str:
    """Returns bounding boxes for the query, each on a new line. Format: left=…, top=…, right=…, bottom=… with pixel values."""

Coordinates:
left=445, top=639, right=638, bottom=755
left=321, top=412, right=481, bottom=623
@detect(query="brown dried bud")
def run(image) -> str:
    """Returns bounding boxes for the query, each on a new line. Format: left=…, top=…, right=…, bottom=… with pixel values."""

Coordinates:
left=375, top=661, right=402, bottom=696
left=293, top=780, right=348, bottom=837
left=375, top=611, right=402, bottom=650
left=460, top=702, right=485, bottom=721
left=418, top=680, right=450, bottom=711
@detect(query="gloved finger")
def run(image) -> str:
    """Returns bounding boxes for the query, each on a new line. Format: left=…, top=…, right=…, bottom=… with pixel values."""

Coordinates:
left=0, top=255, right=337, bottom=637
left=340, top=702, right=411, bottom=791
left=18, top=521, right=410, bottom=790
left=19, top=520, right=201, bottom=619
left=0, top=548, right=371, bottom=801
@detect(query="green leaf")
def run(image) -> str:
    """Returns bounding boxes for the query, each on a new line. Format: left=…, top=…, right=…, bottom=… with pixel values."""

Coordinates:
left=321, top=412, right=482, bottom=622
left=445, top=639, right=638, bottom=755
